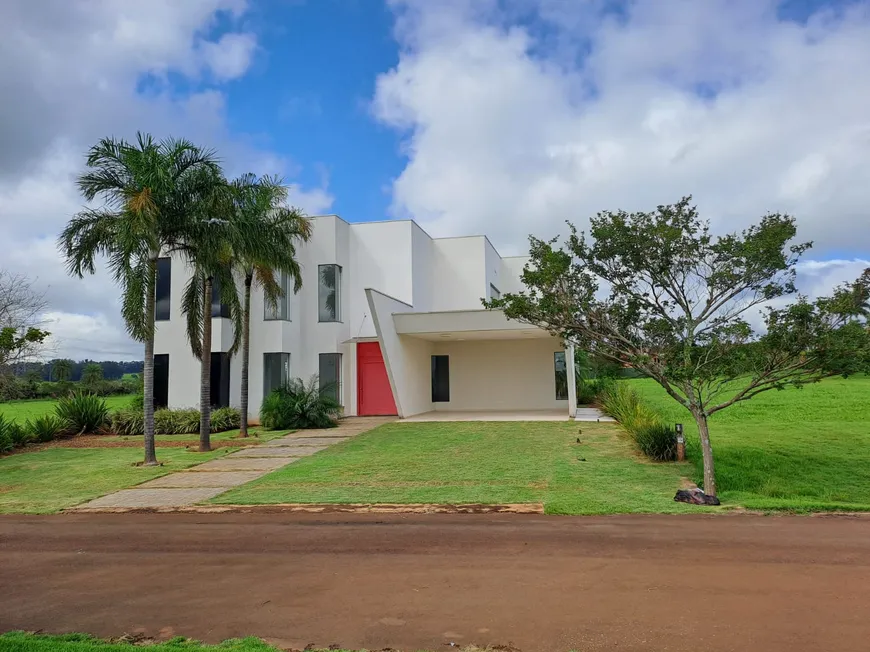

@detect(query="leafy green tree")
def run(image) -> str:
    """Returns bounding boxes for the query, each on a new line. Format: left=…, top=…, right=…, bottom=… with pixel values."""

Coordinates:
left=488, top=197, right=870, bottom=497
left=230, top=175, right=311, bottom=437
left=81, top=362, right=104, bottom=386
left=59, top=133, right=223, bottom=465
left=52, top=358, right=73, bottom=382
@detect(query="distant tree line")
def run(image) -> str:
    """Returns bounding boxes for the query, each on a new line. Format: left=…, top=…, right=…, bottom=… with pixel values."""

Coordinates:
left=11, top=359, right=143, bottom=382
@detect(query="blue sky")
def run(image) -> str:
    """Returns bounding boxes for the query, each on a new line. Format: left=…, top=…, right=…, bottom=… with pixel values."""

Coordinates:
left=224, top=0, right=403, bottom=221
left=2, top=0, right=869, bottom=358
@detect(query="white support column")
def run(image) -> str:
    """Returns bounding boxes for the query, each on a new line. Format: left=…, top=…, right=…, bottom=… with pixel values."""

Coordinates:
left=566, top=342, right=577, bottom=418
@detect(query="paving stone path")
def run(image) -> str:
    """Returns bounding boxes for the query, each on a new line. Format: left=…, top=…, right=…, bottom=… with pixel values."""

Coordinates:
left=575, top=407, right=615, bottom=422
left=72, top=417, right=394, bottom=510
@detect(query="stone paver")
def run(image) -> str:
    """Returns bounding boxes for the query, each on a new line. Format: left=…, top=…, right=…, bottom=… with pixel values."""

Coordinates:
left=270, top=437, right=346, bottom=447
left=228, top=446, right=321, bottom=457
left=77, top=487, right=226, bottom=509
left=575, top=407, right=615, bottom=422
left=137, top=471, right=263, bottom=489
left=187, top=457, right=292, bottom=472
left=69, top=416, right=396, bottom=511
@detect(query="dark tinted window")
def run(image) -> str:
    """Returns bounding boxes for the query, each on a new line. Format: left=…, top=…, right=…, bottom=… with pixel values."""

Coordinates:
left=155, top=258, right=171, bottom=321
left=153, top=354, right=169, bottom=408
left=319, top=353, right=342, bottom=404
left=263, top=353, right=290, bottom=398
left=554, top=351, right=568, bottom=400
left=318, top=264, right=341, bottom=322
left=210, top=352, right=230, bottom=408
left=431, top=355, right=450, bottom=402
left=211, top=277, right=230, bottom=318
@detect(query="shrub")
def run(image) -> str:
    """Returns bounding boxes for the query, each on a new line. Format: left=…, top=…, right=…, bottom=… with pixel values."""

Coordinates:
left=111, top=408, right=144, bottom=436
left=0, top=414, right=37, bottom=450
left=24, top=415, right=64, bottom=443
left=260, top=376, right=340, bottom=430
left=211, top=406, right=240, bottom=432
left=576, top=378, right=615, bottom=405
left=109, top=406, right=240, bottom=435
left=598, top=382, right=677, bottom=462
left=0, top=415, right=16, bottom=452
left=54, top=392, right=109, bottom=435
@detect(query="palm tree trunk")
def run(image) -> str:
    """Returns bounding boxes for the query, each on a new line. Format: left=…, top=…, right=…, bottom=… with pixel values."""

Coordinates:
left=199, top=276, right=212, bottom=452
left=240, top=274, right=252, bottom=437
left=142, top=258, right=158, bottom=466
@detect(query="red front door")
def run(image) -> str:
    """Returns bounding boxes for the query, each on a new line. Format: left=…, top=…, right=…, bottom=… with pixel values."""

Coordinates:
left=357, top=342, right=397, bottom=416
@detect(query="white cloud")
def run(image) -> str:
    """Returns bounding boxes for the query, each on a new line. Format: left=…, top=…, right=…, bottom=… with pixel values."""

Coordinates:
left=374, top=0, right=870, bottom=278
left=0, top=0, right=332, bottom=361
left=198, top=32, right=258, bottom=80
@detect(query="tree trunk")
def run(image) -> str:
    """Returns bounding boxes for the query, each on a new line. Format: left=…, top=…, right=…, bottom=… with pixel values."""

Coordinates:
left=693, top=408, right=717, bottom=497
left=239, top=274, right=252, bottom=437
left=142, top=259, right=159, bottom=466
left=199, top=276, right=212, bottom=452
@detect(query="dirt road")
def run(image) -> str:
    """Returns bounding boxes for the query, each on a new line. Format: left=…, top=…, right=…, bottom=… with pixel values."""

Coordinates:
left=2, top=512, right=869, bottom=651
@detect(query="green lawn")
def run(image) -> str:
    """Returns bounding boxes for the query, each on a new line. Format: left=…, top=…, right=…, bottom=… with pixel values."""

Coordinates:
left=629, top=376, right=870, bottom=512
left=0, top=447, right=228, bottom=513
left=214, top=420, right=700, bottom=515
left=0, top=395, right=134, bottom=423
left=0, top=633, right=279, bottom=652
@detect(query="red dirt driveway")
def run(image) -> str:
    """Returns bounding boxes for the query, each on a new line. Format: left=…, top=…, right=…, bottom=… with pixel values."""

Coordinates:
left=1, top=512, right=870, bottom=651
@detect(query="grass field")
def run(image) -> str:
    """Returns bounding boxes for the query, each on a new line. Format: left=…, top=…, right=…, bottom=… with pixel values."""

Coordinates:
left=629, top=376, right=870, bottom=511
left=0, top=633, right=280, bottom=652
left=0, top=395, right=134, bottom=423
left=216, top=376, right=870, bottom=514
left=0, top=446, right=229, bottom=513
left=214, top=420, right=700, bottom=514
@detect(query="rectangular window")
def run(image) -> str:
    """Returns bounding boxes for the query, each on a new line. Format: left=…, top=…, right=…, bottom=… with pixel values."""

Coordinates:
left=431, top=355, right=450, bottom=402
left=554, top=351, right=568, bottom=400
left=153, top=354, right=169, bottom=408
left=319, top=353, right=342, bottom=404
left=210, top=352, right=230, bottom=408
left=263, top=353, right=290, bottom=398
left=155, top=258, right=171, bottom=321
left=264, top=271, right=291, bottom=321
left=489, top=283, right=501, bottom=300
left=211, top=277, right=230, bottom=319
left=318, top=264, right=341, bottom=322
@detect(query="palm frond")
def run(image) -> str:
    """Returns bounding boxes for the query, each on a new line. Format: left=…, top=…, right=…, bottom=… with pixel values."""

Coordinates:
left=182, top=270, right=205, bottom=359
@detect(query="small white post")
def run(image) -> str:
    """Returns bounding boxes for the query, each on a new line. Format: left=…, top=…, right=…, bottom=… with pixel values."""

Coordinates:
left=566, top=342, right=577, bottom=418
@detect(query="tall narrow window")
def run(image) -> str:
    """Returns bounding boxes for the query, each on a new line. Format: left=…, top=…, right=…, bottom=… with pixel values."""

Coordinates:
left=211, top=277, right=231, bottom=318
left=153, top=354, right=169, bottom=408
left=554, top=351, right=568, bottom=400
left=319, top=353, right=342, bottom=404
left=489, top=283, right=501, bottom=300
left=210, top=352, right=230, bottom=407
left=264, top=271, right=291, bottom=321
left=318, top=264, right=341, bottom=322
left=431, top=355, right=450, bottom=402
left=155, top=258, right=171, bottom=321
left=263, top=353, right=290, bottom=398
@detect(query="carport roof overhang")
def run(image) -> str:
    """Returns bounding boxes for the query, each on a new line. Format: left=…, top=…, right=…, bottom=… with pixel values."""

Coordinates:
left=392, top=309, right=552, bottom=341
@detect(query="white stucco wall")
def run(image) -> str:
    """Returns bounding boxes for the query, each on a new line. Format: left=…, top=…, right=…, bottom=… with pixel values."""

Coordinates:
left=349, top=221, right=414, bottom=339
left=431, top=338, right=568, bottom=412
left=430, top=237, right=487, bottom=311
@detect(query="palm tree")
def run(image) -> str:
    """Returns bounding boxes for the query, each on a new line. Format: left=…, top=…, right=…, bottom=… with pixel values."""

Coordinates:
left=59, top=133, right=223, bottom=465
left=81, top=362, right=104, bottom=386
left=52, top=358, right=73, bottom=382
left=230, top=175, right=311, bottom=436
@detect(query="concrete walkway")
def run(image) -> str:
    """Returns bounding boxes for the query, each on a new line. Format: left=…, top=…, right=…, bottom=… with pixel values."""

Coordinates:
left=71, top=417, right=394, bottom=511
left=575, top=406, right=615, bottom=422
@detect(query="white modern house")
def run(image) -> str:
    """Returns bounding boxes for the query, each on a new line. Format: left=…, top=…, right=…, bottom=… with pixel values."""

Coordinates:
left=153, top=216, right=578, bottom=421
